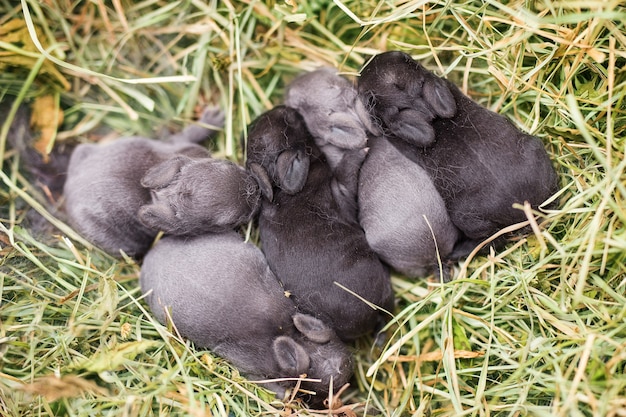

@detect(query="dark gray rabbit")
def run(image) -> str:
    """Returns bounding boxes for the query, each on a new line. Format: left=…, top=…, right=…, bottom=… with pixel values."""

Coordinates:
left=358, top=134, right=459, bottom=278
left=246, top=105, right=393, bottom=341
left=64, top=107, right=259, bottom=258
left=140, top=231, right=353, bottom=404
left=358, top=51, right=559, bottom=254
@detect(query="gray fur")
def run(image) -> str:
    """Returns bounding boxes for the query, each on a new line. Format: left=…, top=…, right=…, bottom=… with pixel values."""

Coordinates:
left=246, top=106, right=393, bottom=341
left=138, top=155, right=260, bottom=236
left=140, top=232, right=353, bottom=404
left=358, top=134, right=459, bottom=277
left=282, top=69, right=459, bottom=278
left=284, top=67, right=377, bottom=171
left=284, top=68, right=375, bottom=219
left=63, top=107, right=246, bottom=258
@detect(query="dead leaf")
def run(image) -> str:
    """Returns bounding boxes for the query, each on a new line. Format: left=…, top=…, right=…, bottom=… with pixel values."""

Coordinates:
left=0, top=18, right=70, bottom=90
left=19, top=374, right=108, bottom=401
left=95, top=275, right=119, bottom=319
left=30, top=94, right=64, bottom=162
left=389, top=349, right=485, bottom=363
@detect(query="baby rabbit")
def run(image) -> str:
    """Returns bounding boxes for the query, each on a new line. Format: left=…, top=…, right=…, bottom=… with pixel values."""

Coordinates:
left=358, top=51, right=559, bottom=254
left=246, top=105, right=393, bottom=341
left=140, top=231, right=353, bottom=405
left=284, top=67, right=376, bottom=171
left=358, top=134, right=459, bottom=278
left=64, top=107, right=259, bottom=258
left=284, top=68, right=374, bottom=219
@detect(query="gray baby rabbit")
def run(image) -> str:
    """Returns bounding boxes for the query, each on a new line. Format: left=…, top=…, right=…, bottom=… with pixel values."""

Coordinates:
left=358, top=51, right=559, bottom=256
left=140, top=231, right=353, bottom=405
left=284, top=68, right=374, bottom=219
left=284, top=67, right=376, bottom=171
left=64, top=107, right=259, bottom=258
left=358, top=134, right=459, bottom=278
left=246, top=105, right=393, bottom=342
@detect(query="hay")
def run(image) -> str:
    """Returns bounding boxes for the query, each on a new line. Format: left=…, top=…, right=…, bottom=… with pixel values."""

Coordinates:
left=1, top=0, right=625, bottom=415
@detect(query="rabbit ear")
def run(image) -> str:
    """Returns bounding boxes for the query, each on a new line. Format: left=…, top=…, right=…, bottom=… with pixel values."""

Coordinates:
left=276, top=149, right=309, bottom=194
left=324, top=112, right=368, bottom=149
left=138, top=204, right=176, bottom=233
left=423, top=75, right=456, bottom=119
left=247, top=162, right=274, bottom=201
left=273, top=336, right=310, bottom=375
left=388, top=109, right=436, bottom=147
left=293, top=313, right=334, bottom=344
left=141, top=155, right=192, bottom=188
left=353, top=96, right=381, bottom=136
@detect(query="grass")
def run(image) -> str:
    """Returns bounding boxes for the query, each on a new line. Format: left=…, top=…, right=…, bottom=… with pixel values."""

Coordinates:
left=1, top=0, right=625, bottom=415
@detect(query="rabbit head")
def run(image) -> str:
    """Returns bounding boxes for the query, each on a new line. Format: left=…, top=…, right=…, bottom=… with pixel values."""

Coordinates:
left=269, top=313, right=353, bottom=404
left=285, top=67, right=377, bottom=151
left=138, top=155, right=260, bottom=235
left=358, top=50, right=457, bottom=147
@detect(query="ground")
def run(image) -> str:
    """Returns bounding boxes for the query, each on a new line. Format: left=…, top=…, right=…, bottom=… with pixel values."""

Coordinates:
left=0, top=1, right=625, bottom=416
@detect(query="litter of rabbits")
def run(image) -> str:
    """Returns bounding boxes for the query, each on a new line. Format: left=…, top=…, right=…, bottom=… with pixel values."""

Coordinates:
left=3, top=51, right=560, bottom=407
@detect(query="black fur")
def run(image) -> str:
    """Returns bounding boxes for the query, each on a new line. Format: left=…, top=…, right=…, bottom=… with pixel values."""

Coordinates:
left=358, top=51, right=559, bottom=256
left=140, top=232, right=353, bottom=404
left=246, top=106, right=393, bottom=341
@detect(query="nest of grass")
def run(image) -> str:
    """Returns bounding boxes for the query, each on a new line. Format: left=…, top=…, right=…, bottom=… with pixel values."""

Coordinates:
left=1, top=0, right=625, bottom=416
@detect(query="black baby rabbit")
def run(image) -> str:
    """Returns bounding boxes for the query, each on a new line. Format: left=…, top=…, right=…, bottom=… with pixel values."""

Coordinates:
left=64, top=107, right=259, bottom=258
left=358, top=51, right=559, bottom=255
left=246, top=105, right=393, bottom=341
left=140, top=231, right=353, bottom=405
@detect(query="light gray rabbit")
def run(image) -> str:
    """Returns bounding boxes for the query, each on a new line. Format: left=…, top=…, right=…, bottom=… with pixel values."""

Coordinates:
left=137, top=154, right=260, bottom=237
left=284, top=67, right=377, bottom=171
left=358, top=134, right=459, bottom=279
left=284, top=68, right=374, bottom=220
left=140, top=232, right=353, bottom=405
left=246, top=106, right=393, bottom=342
left=63, top=107, right=260, bottom=258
